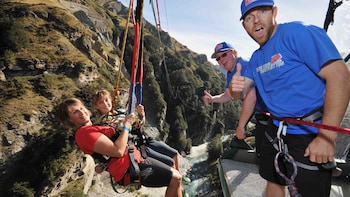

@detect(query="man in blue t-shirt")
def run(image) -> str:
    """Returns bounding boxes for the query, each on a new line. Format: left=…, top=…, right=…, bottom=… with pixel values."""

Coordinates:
left=203, top=42, right=259, bottom=140
left=230, top=0, right=350, bottom=196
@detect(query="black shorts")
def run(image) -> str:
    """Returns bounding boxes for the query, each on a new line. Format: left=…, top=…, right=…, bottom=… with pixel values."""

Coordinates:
left=259, top=123, right=332, bottom=197
left=253, top=114, right=270, bottom=158
left=139, top=157, right=173, bottom=187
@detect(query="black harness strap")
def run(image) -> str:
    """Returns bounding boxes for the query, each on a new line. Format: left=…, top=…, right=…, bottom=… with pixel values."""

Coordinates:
left=131, top=127, right=149, bottom=158
left=127, top=135, right=141, bottom=186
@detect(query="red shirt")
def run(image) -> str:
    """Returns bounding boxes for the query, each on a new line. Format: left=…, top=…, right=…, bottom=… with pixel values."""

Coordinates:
left=75, top=125, right=143, bottom=182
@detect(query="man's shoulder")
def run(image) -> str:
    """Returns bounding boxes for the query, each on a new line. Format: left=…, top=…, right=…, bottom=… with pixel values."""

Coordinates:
left=280, top=21, right=322, bottom=32
left=237, top=57, right=249, bottom=65
left=281, top=21, right=304, bottom=28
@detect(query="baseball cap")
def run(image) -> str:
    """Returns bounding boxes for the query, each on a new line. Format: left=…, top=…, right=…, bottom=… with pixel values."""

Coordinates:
left=211, top=42, right=234, bottom=58
left=240, top=0, right=274, bottom=20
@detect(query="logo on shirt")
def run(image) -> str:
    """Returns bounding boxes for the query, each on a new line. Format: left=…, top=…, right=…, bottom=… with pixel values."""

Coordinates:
left=271, top=53, right=281, bottom=64
left=256, top=53, right=284, bottom=74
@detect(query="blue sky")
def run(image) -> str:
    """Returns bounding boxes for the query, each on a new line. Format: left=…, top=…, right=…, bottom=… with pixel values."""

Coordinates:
left=119, top=0, right=350, bottom=65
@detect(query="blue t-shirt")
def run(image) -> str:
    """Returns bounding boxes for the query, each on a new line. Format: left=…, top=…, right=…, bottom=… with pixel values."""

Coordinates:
left=255, top=90, right=268, bottom=112
left=226, top=57, right=249, bottom=88
left=244, top=22, right=342, bottom=134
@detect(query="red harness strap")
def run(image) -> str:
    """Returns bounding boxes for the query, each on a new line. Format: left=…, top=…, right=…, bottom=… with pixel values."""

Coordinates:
left=260, top=111, right=350, bottom=135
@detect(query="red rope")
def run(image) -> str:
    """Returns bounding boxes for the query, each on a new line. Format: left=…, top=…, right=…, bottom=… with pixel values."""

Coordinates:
left=261, top=112, right=350, bottom=135
left=155, top=0, right=161, bottom=29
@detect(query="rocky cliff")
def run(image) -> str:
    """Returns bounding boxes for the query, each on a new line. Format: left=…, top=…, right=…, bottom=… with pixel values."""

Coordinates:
left=1, top=0, right=349, bottom=196
left=0, top=0, right=232, bottom=196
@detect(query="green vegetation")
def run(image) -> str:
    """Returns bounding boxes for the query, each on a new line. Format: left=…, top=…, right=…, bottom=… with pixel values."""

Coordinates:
left=0, top=0, right=241, bottom=196
left=207, top=134, right=224, bottom=163
left=51, top=178, right=87, bottom=197
left=0, top=16, right=30, bottom=54
left=10, top=182, right=34, bottom=197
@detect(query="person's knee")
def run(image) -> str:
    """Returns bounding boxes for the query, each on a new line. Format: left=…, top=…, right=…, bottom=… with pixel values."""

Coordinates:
left=266, top=181, right=285, bottom=197
left=170, top=168, right=182, bottom=183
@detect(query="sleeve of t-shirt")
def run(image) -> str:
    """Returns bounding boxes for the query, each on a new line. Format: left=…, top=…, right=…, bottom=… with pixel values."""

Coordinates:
left=244, top=58, right=254, bottom=80
left=283, top=23, right=342, bottom=74
left=75, top=126, right=102, bottom=154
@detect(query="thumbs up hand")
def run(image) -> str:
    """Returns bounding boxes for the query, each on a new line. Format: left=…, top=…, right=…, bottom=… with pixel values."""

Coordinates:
left=229, top=63, right=246, bottom=99
left=203, top=90, right=213, bottom=105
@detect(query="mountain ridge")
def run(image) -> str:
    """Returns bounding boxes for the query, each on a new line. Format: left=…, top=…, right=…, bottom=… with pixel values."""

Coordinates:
left=0, top=0, right=238, bottom=196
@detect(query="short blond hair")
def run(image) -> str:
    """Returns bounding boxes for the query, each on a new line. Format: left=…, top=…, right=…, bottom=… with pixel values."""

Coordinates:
left=92, top=89, right=113, bottom=115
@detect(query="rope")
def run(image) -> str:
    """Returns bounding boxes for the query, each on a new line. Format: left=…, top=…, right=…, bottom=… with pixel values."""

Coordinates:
left=149, top=0, right=173, bottom=97
left=260, top=111, right=350, bottom=135
left=155, top=0, right=161, bottom=29
left=136, top=34, right=144, bottom=105
left=112, top=0, right=135, bottom=110
left=150, top=0, right=161, bottom=29
left=274, top=152, right=300, bottom=197
left=274, top=121, right=301, bottom=197
left=128, top=0, right=144, bottom=114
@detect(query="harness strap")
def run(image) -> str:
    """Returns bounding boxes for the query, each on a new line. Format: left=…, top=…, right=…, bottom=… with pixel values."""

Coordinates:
left=139, top=143, right=148, bottom=158
left=127, top=136, right=141, bottom=187
left=260, top=108, right=350, bottom=134
left=255, top=113, right=270, bottom=125
left=264, top=131, right=336, bottom=171
left=297, top=107, right=323, bottom=122
left=131, top=126, right=149, bottom=158
left=91, top=152, right=110, bottom=163
left=110, top=174, right=127, bottom=194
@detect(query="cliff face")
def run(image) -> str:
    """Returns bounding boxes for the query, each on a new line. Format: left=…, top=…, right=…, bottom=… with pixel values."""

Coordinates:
left=0, top=0, right=231, bottom=196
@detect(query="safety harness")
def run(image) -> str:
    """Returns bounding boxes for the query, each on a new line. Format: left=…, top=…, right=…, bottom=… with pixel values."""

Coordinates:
left=262, top=107, right=337, bottom=197
left=91, top=131, right=142, bottom=193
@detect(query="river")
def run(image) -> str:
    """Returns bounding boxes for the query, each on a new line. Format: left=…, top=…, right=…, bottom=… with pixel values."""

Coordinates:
left=86, top=143, right=212, bottom=197
left=182, top=143, right=212, bottom=196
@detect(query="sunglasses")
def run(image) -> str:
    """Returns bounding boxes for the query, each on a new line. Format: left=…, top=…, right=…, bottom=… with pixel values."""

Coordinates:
left=215, top=51, right=230, bottom=62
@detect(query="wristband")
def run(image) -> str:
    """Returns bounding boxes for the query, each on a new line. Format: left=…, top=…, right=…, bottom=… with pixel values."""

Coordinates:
left=123, top=125, right=131, bottom=132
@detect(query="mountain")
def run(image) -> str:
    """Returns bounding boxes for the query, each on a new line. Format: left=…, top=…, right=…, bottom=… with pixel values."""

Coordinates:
left=0, top=0, right=243, bottom=196
left=1, top=1, right=349, bottom=196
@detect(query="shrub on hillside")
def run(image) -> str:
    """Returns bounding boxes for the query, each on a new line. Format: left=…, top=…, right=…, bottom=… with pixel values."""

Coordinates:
left=207, top=134, right=223, bottom=162
left=0, top=17, right=29, bottom=53
left=10, top=182, right=34, bottom=197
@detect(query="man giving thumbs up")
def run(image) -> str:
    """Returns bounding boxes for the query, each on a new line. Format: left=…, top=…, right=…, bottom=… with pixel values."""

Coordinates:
left=203, top=42, right=259, bottom=140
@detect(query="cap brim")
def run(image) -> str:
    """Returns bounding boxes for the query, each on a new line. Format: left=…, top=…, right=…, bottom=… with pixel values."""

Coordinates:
left=211, top=48, right=232, bottom=58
